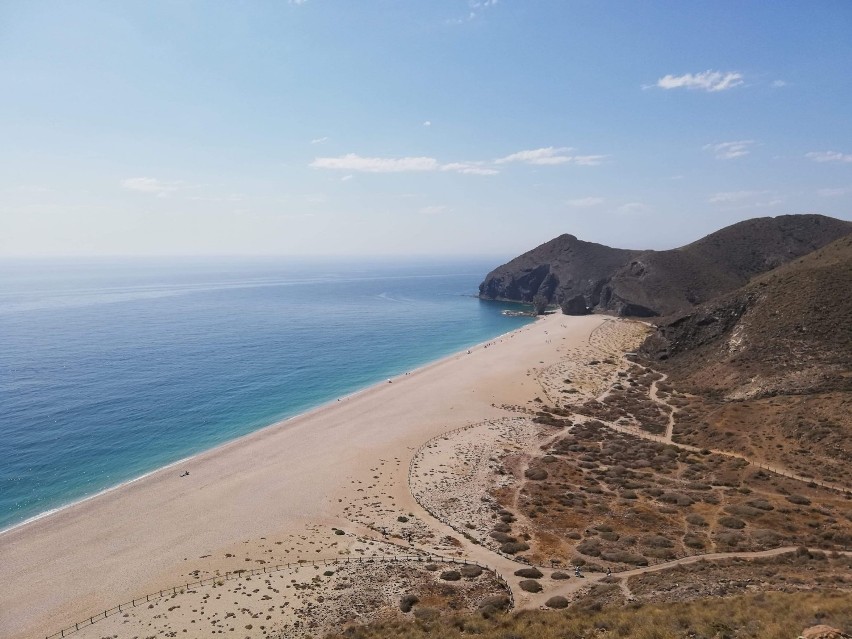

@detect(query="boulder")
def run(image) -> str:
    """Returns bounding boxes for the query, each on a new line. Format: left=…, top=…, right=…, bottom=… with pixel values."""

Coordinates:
left=800, top=625, right=850, bottom=639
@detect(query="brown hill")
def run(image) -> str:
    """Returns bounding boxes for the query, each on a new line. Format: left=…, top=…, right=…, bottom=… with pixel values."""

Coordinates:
left=641, top=233, right=852, bottom=397
left=478, top=234, right=641, bottom=313
left=640, top=234, right=852, bottom=485
left=479, top=214, right=852, bottom=317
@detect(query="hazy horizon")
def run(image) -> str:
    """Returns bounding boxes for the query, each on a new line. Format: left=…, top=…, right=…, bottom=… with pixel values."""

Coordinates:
left=2, top=1, right=851, bottom=257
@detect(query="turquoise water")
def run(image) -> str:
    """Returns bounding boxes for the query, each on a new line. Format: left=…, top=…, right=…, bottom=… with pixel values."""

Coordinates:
left=0, top=258, right=533, bottom=531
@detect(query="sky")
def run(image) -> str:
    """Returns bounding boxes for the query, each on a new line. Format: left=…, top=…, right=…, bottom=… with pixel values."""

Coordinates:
left=1, top=0, right=851, bottom=258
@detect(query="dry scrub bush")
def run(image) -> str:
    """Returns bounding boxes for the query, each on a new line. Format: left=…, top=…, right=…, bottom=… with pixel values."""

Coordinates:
left=329, top=590, right=852, bottom=639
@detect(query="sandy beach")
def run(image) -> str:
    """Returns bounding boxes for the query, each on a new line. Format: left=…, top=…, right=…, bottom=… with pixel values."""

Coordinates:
left=0, top=312, right=627, bottom=639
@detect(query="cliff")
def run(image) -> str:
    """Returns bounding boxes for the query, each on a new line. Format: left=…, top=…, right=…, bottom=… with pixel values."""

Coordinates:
left=479, top=214, right=852, bottom=317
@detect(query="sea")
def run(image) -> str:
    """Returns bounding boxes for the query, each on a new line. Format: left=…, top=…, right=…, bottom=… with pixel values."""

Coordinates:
left=0, top=257, right=533, bottom=532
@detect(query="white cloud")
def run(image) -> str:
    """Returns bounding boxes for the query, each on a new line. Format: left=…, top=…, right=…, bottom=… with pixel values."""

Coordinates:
left=310, top=154, right=440, bottom=173
left=420, top=205, right=448, bottom=215
left=654, top=70, right=744, bottom=92
left=495, top=147, right=606, bottom=166
left=618, top=202, right=649, bottom=214
left=496, top=147, right=574, bottom=165
left=708, top=190, right=783, bottom=208
left=422, top=121, right=432, bottom=127
left=573, top=155, right=607, bottom=166
left=310, top=145, right=603, bottom=176
left=703, top=140, right=754, bottom=160
left=120, top=177, right=182, bottom=196
left=806, top=150, right=852, bottom=163
left=341, top=175, right=354, bottom=182
left=817, top=187, right=850, bottom=197
left=186, top=193, right=245, bottom=203
left=310, top=136, right=329, bottom=144
left=771, top=79, right=787, bottom=88
left=440, top=162, right=499, bottom=175
left=708, top=190, right=765, bottom=203
left=566, top=197, right=604, bottom=207
left=447, top=1, right=498, bottom=24
left=310, top=154, right=499, bottom=176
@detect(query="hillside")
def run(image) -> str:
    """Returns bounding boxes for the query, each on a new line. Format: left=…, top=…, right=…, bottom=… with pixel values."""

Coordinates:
left=478, top=234, right=640, bottom=313
left=479, top=214, right=852, bottom=317
left=641, top=233, right=852, bottom=397
left=640, top=233, right=852, bottom=484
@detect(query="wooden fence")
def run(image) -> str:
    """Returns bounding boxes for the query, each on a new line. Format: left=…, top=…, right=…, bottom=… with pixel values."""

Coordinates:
left=45, top=553, right=512, bottom=639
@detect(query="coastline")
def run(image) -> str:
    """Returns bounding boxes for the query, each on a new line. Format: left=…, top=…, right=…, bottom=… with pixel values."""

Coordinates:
left=0, top=312, right=605, bottom=639
left=0, top=313, right=535, bottom=538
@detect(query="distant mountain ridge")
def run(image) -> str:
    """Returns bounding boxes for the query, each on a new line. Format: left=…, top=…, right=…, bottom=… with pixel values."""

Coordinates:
left=479, top=214, right=852, bottom=317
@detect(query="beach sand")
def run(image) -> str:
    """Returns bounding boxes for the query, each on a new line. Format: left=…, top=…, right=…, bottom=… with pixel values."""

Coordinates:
left=0, top=313, right=620, bottom=639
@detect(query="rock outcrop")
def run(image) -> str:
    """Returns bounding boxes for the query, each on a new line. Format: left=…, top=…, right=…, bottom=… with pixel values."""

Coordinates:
left=478, top=234, right=639, bottom=313
left=479, top=214, right=852, bottom=317
left=800, top=625, right=851, bottom=639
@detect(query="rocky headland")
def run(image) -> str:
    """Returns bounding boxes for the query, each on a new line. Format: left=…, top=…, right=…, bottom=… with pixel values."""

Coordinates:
left=479, top=214, right=852, bottom=317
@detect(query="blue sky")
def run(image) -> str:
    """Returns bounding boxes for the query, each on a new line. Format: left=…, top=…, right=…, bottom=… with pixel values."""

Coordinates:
left=1, top=1, right=851, bottom=257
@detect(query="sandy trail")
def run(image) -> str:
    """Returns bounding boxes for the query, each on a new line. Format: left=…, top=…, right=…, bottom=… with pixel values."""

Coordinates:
left=0, top=312, right=607, bottom=639
left=648, top=372, right=676, bottom=441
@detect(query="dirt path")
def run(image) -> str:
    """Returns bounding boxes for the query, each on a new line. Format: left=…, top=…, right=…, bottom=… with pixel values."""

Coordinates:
left=593, top=360, right=852, bottom=496
left=595, top=415, right=851, bottom=495
left=538, top=547, right=852, bottom=607
left=648, top=372, right=675, bottom=441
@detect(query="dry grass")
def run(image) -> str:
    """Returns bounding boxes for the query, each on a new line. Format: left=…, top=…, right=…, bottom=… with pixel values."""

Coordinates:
left=493, top=421, right=852, bottom=568
left=331, top=590, right=852, bottom=639
left=642, top=234, right=852, bottom=486
left=672, top=392, right=851, bottom=486
left=626, top=549, right=852, bottom=603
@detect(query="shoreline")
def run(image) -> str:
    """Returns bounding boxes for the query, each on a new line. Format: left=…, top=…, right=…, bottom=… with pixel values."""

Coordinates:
left=0, top=312, right=604, bottom=639
left=0, top=315, right=537, bottom=538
